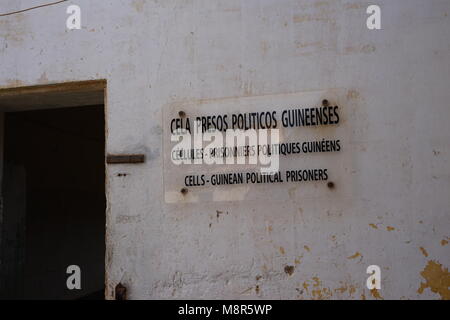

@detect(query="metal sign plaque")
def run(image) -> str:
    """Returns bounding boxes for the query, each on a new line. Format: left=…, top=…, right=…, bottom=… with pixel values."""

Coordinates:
left=163, top=89, right=354, bottom=203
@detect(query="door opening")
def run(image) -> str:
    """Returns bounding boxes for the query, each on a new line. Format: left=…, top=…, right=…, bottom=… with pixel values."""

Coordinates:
left=0, top=82, right=106, bottom=300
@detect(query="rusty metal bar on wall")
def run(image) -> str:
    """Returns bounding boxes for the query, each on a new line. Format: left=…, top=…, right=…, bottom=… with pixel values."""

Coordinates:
left=106, top=154, right=145, bottom=164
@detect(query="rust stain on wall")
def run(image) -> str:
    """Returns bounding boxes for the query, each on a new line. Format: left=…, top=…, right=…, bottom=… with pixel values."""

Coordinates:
left=284, top=265, right=295, bottom=276
left=417, top=260, right=450, bottom=300
left=334, top=283, right=356, bottom=296
left=347, top=252, right=362, bottom=259
left=298, top=279, right=359, bottom=300
left=370, top=288, right=383, bottom=300
left=419, top=247, right=429, bottom=258
left=308, top=277, right=332, bottom=300
left=344, top=2, right=365, bottom=10
left=255, top=285, right=260, bottom=294
left=312, top=286, right=332, bottom=300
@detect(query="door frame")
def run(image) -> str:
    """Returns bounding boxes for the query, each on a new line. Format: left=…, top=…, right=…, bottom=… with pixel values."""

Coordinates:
left=0, top=80, right=108, bottom=299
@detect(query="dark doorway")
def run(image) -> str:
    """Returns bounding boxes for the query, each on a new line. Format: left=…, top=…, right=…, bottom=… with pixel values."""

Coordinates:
left=0, top=106, right=105, bottom=300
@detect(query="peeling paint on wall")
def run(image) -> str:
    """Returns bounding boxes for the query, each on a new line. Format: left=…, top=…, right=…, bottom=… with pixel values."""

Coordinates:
left=418, top=261, right=450, bottom=300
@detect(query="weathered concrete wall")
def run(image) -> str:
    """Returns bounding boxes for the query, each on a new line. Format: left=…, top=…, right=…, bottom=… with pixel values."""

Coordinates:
left=1, top=0, right=449, bottom=299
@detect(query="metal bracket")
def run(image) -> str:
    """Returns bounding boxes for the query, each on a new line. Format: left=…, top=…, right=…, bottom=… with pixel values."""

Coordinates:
left=106, top=154, right=145, bottom=164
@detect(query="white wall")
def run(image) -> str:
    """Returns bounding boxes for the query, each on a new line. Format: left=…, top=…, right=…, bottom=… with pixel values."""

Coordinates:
left=1, top=0, right=449, bottom=299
